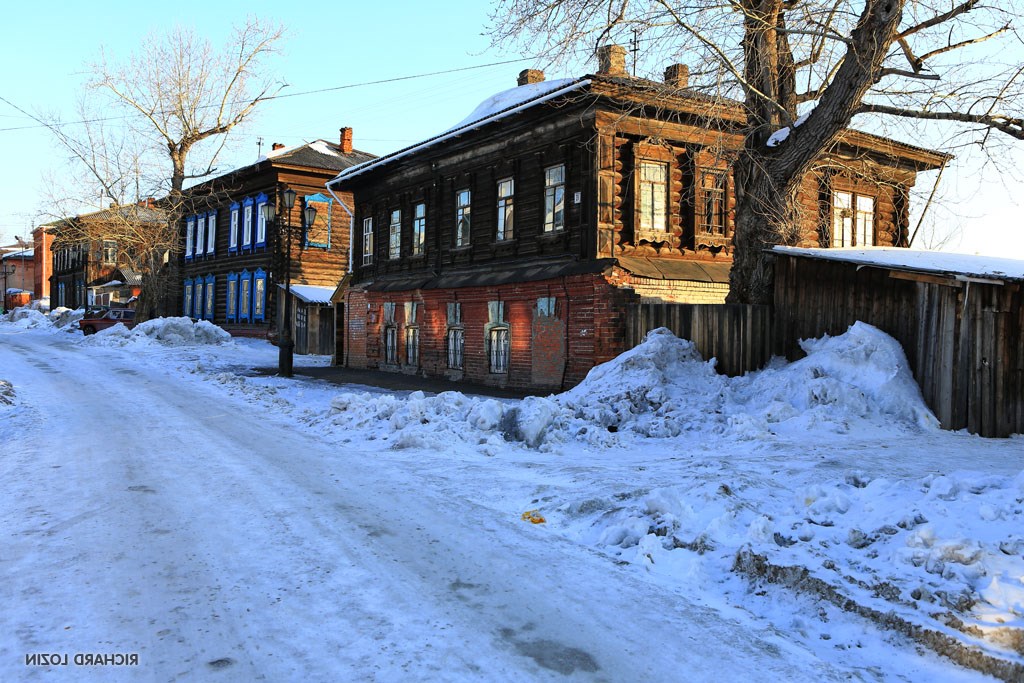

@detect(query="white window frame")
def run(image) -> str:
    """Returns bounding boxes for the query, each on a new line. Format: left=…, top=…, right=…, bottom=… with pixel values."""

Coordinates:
left=638, top=161, right=668, bottom=234
left=362, top=217, right=374, bottom=265
left=185, top=217, right=195, bottom=258
left=831, top=190, right=875, bottom=248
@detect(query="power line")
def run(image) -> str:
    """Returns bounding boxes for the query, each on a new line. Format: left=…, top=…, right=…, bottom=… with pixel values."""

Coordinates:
left=0, top=57, right=532, bottom=134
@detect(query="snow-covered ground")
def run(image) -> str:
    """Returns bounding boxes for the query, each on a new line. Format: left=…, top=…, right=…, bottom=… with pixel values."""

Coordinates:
left=1, top=310, right=1021, bottom=681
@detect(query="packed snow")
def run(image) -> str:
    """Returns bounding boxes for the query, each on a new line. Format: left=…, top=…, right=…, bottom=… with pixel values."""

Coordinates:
left=774, top=245, right=1024, bottom=282
left=1, top=308, right=1021, bottom=681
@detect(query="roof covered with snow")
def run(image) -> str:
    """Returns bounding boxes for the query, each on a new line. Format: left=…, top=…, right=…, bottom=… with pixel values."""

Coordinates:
left=329, top=79, right=590, bottom=184
left=258, top=139, right=377, bottom=173
left=773, top=246, right=1024, bottom=282
left=280, top=284, right=336, bottom=304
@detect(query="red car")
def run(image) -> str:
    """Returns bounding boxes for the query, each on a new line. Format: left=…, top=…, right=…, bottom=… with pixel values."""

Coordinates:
left=79, top=308, right=137, bottom=335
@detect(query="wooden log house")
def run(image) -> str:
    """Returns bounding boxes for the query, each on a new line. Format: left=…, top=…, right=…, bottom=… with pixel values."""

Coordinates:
left=327, top=46, right=948, bottom=392
left=177, top=130, right=374, bottom=354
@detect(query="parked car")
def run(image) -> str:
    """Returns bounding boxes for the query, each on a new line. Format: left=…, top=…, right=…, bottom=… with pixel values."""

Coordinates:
left=79, top=308, right=136, bottom=335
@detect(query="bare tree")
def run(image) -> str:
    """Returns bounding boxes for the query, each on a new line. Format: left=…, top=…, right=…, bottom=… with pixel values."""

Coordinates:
left=33, top=19, right=285, bottom=318
left=489, top=0, right=1023, bottom=303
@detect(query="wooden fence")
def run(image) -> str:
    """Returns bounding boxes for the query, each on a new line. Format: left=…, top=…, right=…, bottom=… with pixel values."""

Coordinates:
left=625, top=302, right=774, bottom=377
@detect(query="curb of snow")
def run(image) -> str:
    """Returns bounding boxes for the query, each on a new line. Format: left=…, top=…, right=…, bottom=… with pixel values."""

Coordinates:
left=733, top=550, right=1024, bottom=681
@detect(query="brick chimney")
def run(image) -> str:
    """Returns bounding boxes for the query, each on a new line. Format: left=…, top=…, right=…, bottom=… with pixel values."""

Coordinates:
left=664, top=64, right=689, bottom=89
left=340, top=127, right=353, bottom=154
left=517, top=69, right=545, bottom=86
left=596, top=44, right=628, bottom=76
left=271, top=142, right=285, bottom=151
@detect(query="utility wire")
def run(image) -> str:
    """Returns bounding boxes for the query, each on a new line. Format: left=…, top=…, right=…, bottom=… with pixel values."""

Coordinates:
left=0, top=57, right=533, bottom=134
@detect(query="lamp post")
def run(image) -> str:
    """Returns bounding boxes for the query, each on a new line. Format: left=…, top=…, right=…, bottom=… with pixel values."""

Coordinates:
left=264, top=188, right=317, bottom=378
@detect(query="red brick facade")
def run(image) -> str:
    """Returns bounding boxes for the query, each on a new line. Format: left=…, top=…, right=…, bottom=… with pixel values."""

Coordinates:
left=344, top=273, right=639, bottom=391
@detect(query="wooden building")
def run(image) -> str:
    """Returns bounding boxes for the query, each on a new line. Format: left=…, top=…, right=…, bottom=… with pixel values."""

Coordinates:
left=328, top=47, right=947, bottom=392
left=48, top=204, right=165, bottom=311
left=177, top=130, right=374, bottom=351
left=772, top=247, right=1024, bottom=438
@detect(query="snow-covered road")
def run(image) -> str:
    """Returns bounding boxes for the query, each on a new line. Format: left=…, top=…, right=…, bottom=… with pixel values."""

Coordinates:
left=3, top=317, right=1019, bottom=682
left=1, top=330, right=865, bottom=682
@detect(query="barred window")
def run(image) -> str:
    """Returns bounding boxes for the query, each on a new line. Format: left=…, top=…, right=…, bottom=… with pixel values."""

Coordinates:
left=405, top=326, right=420, bottom=366
left=447, top=328, right=464, bottom=370
left=488, top=327, right=510, bottom=374
left=384, top=326, right=398, bottom=364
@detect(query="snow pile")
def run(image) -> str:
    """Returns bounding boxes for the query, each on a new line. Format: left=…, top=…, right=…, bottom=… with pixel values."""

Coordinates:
left=48, top=307, right=84, bottom=329
left=559, top=468, right=1024, bottom=641
left=2, top=308, right=50, bottom=328
left=320, top=324, right=938, bottom=451
left=0, top=379, right=15, bottom=407
left=85, top=317, right=232, bottom=347
left=727, top=322, right=939, bottom=437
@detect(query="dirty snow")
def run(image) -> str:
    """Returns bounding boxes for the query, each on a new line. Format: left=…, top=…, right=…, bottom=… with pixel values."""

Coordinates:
left=1, top=309, right=1022, bottom=681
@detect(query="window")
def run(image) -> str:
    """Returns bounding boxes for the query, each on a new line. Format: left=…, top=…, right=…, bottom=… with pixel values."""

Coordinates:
left=196, top=214, right=206, bottom=255
left=303, top=193, right=332, bottom=249
left=362, top=217, right=374, bottom=265
left=544, top=165, right=565, bottom=232
left=239, top=270, right=251, bottom=321
left=455, top=189, right=471, bottom=247
left=204, top=275, right=215, bottom=320
left=229, top=203, right=240, bottom=252
left=487, top=301, right=509, bottom=374
left=537, top=297, right=556, bottom=317
left=253, top=268, right=267, bottom=320
left=183, top=278, right=193, bottom=316
left=405, top=327, right=420, bottom=366
left=389, top=209, right=402, bottom=259
left=831, top=191, right=875, bottom=247
left=496, top=178, right=514, bottom=241
left=383, top=302, right=397, bottom=364
left=226, top=273, right=238, bottom=321
left=102, top=240, right=117, bottom=265
left=489, top=328, right=510, bottom=373
left=698, top=169, right=727, bottom=235
left=242, top=198, right=254, bottom=249
left=446, top=302, right=464, bottom=370
left=193, top=280, right=203, bottom=318
left=256, top=193, right=268, bottom=246
left=638, top=161, right=668, bottom=235
left=412, top=203, right=426, bottom=256
left=206, top=210, right=217, bottom=255
left=185, top=217, right=195, bottom=259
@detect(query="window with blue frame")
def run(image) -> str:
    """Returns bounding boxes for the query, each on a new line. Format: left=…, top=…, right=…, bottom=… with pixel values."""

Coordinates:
left=196, top=213, right=206, bottom=256
left=242, top=198, right=254, bottom=249
left=204, top=274, right=216, bottom=320
left=226, top=272, right=238, bottom=321
left=206, top=210, right=217, bottom=256
left=239, top=269, right=251, bottom=321
left=229, top=203, right=240, bottom=253
left=255, top=193, right=268, bottom=247
left=253, top=268, right=267, bottom=320
left=193, top=279, right=203, bottom=318
left=303, top=193, right=332, bottom=249
left=183, top=277, right=193, bottom=316
left=185, top=217, right=195, bottom=260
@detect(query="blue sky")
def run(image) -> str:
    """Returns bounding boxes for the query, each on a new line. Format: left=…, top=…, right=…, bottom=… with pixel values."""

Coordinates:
left=2, top=1, right=1022, bottom=258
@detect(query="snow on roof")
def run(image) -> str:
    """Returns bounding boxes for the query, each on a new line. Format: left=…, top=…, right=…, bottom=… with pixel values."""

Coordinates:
left=330, top=78, right=589, bottom=185
left=280, top=284, right=336, bottom=304
left=773, top=246, right=1024, bottom=282
left=1, top=248, right=33, bottom=259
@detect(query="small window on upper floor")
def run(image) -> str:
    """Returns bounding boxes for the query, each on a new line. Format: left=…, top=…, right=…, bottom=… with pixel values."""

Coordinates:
left=496, top=178, right=514, bottom=241
left=102, top=240, right=117, bottom=265
left=698, top=169, right=727, bottom=236
left=389, top=209, right=402, bottom=260
left=455, top=189, right=471, bottom=247
left=412, top=203, right=426, bottom=256
left=544, top=165, right=565, bottom=232
left=362, top=217, right=374, bottom=265
left=637, top=161, right=668, bottom=237
left=830, top=191, right=875, bottom=247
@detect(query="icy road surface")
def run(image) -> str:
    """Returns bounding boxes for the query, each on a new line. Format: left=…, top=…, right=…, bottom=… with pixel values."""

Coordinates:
left=0, top=327, right=1002, bottom=682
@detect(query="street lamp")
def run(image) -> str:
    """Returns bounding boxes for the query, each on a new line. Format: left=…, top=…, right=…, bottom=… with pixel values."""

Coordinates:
left=264, top=188, right=316, bottom=378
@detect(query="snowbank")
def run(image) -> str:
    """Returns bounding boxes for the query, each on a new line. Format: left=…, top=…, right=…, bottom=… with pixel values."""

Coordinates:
left=322, top=323, right=938, bottom=451
left=85, top=317, right=232, bottom=347
left=2, top=308, right=50, bottom=328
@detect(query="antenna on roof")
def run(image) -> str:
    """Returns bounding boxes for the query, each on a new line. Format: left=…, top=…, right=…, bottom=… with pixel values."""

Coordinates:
left=630, top=29, right=640, bottom=76
left=257, top=136, right=264, bottom=157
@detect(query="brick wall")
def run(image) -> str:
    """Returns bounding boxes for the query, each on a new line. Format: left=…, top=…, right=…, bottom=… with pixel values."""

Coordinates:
left=344, top=273, right=640, bottom=391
